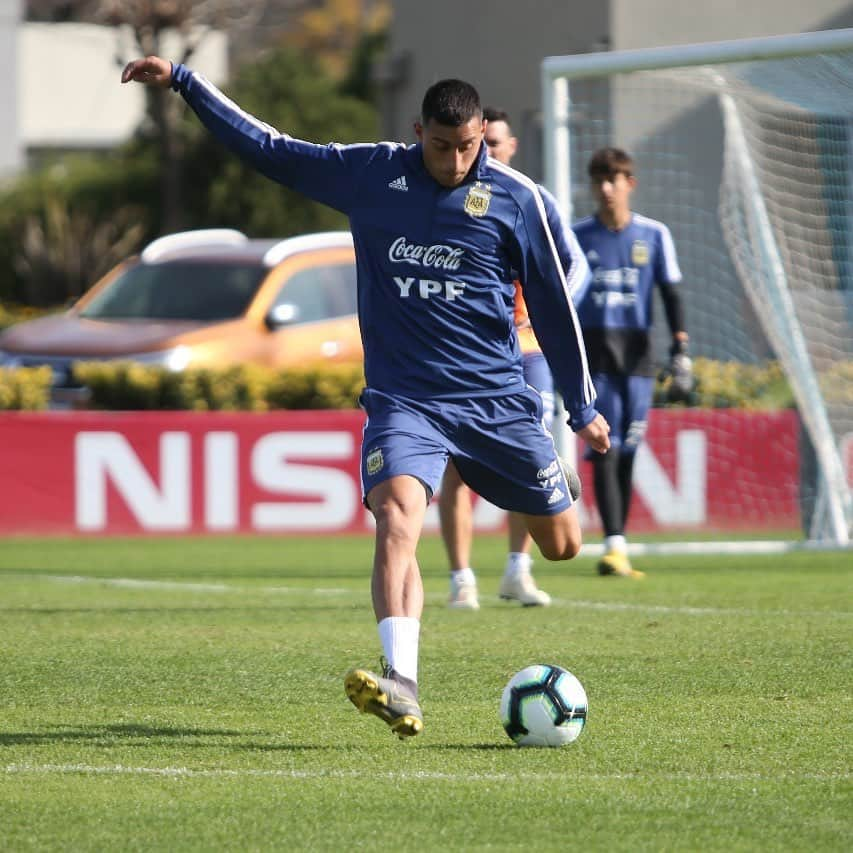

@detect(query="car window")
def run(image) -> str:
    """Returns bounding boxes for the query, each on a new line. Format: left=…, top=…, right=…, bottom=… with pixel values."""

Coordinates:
left=272, top=262, right=357, bottom=324
left=80, top=261, right=267, bottom=321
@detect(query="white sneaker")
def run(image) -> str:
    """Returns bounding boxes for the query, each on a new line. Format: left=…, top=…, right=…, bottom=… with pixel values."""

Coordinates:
left=499, top=573, right=551, bottom=607
left=448, top=581, right=480, bottom=610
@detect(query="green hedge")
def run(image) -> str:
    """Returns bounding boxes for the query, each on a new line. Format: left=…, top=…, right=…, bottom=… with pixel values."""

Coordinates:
left=0, top=358, right=815, bottom=412
left=654, top=357, right=795, bottom=409
left=72, top=362, right=367, bottom=411
left=0, top=367, right=53, bottom=410
left=0, top=303, right=57, bottom=332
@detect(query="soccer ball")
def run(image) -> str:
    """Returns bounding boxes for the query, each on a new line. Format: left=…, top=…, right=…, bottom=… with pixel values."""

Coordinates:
left=500, top=664, right=588, bottom=747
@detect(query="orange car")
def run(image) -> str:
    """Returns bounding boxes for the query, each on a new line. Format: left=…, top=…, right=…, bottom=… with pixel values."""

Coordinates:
left=0, top=229, right=363, bottom=405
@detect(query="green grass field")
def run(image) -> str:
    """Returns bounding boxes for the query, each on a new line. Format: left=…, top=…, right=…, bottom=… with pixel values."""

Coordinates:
left=1, top=535, right=850, bottom=851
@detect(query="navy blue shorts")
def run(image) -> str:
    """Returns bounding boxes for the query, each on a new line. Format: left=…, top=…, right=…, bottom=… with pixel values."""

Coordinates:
left=359, top=387, right=572, bottom=515
left=585, top=372, right=654, bottom=458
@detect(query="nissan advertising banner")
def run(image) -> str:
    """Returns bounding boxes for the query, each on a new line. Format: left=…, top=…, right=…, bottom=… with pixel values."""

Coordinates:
left=0, top=409, right=801, bottom=535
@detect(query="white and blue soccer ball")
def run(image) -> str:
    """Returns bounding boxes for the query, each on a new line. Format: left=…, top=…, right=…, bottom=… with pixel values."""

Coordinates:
left=500, top=664, right=588, bottom=747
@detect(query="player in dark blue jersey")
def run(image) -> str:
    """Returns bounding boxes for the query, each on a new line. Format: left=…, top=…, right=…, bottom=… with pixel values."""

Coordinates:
left=573, top=147, right=692, bottom=579
left=122, top=56, right=610, bottom=739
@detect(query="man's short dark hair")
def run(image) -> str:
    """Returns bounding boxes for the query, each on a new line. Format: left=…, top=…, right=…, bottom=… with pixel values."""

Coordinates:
left=483, top=106, right=511, bottom=126
left=421, top=79, right=482, bottom=126
left=588, top=147, right=634, bottom=179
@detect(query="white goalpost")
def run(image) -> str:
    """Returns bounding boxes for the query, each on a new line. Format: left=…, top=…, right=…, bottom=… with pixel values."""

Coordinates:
left=542, top=29, right=853, bottom=550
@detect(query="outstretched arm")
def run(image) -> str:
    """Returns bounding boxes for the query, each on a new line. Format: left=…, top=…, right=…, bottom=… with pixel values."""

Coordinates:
left=121, top=55, right=173, bottom=88
left=119, top=56, right=376, bottom=214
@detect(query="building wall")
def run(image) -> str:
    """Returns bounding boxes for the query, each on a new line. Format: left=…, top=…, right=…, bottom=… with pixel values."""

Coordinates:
left=610, top=0, right=853, bottom=51
left=19, top=24, right=227, bottom=153
left=385, top=0, right=853, bottom=179
left=0, top=0, right=21, bottom=177
left=383, top=2, right=609, bottom=176
left=0, top=18, right=228, bottom=176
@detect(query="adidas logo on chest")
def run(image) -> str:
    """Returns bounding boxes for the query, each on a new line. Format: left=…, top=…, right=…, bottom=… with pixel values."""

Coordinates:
left=388, top=175, right=408, bottom=192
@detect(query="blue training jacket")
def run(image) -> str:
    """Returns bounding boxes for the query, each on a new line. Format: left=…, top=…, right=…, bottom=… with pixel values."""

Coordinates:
left=170, top=64, right=598, bottom=430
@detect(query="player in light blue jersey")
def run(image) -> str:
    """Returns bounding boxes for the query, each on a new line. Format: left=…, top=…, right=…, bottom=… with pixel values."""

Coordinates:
left=121, top=57, right=610, bottom=739
left=573, top=147, right=692, bottom=579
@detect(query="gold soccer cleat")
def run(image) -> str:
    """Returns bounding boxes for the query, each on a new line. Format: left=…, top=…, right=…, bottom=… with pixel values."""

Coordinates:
left=597, top=549, right=645, bottom=579
left=344, top=661, right=423, bottom=739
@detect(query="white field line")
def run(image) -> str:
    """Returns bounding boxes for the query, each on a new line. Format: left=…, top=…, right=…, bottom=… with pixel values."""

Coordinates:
left=423, top=592, right=852, bottom=619
left=1, top=762, right=849, bottom=783
left=580, top=540, right=853, bottom=556
left=15, top=574, right=349, bottom=596
left=549, top=598, right=853, bottom=618
left=2, top=574, right=850, bottom=618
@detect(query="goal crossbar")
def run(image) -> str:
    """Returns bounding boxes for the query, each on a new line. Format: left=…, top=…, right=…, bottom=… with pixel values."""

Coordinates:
left=542, top=28, right=853, bottom=210
left=542, top=28, right=853, bottom=81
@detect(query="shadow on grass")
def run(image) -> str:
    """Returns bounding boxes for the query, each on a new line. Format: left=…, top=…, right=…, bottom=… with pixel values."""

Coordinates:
left=0, top=724, right=514, bottom=753
left=0, top=723, right=253, bottom=746
left=0, top=606, right=349, bottom=615
left=0, top=724, right=349, bottom=752
left=421, top=743, right=516, bottom=751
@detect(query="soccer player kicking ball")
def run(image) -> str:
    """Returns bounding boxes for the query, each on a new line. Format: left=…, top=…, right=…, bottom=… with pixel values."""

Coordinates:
left=439, top=107, right=591, bottom=610
left=573, top=147, right=692, bottom=579
left=121, top=57, right=609, bottom=739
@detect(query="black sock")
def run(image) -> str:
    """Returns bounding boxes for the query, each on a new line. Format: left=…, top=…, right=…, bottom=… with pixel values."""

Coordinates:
left=617, top=451, right=637, bottom=531
left=592, top=450, right=623, bottom=538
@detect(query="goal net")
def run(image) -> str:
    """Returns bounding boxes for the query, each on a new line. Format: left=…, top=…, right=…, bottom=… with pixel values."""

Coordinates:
left=542, top=30, right=853, bottom=547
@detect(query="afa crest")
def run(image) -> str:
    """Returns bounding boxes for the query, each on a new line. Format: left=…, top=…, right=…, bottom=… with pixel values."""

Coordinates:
left=631, top=239, right=649, bottom=266
left=464, top=182, right=491, bottom=218
left=366, top=447, right=384, bottom=476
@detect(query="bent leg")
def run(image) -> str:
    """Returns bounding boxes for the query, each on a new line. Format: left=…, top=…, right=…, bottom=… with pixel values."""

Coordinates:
left=524, top=506, right=582, bottom=561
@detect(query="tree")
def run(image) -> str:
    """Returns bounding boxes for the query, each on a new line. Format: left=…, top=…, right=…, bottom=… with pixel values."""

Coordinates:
left=285, top=0, right=390, bottom=82
left=28, top=1, right=281, bottom=231
left=14, top=198, right=146, bottom=306
left=0, top=39, right=380, bottom=304
left=25, top=2, right=389, bottom=227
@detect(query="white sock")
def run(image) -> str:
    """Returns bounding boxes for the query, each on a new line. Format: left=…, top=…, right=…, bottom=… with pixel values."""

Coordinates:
left=378, top=616, right=419, bottom=684
left=604, top=535, right=627, bottom=553
left=451, top=567, right=476, bottom=589
left=503, top=551, right=532, bottom=580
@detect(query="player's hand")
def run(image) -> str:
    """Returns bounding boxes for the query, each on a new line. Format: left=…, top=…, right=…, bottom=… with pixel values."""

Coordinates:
left=121, top=56, right=173, bottom=88
left=667, top=339, right=694, bottom=401
left=576, top=412, right=610, bottom=454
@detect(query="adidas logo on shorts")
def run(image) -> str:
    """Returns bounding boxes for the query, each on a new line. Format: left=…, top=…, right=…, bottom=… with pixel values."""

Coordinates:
left=547, top=487, right=566, bottom=505
left=388, top=175, right=408, bottom=192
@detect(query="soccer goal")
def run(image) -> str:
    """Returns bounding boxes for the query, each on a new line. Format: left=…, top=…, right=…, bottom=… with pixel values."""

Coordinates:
left=542, top=29, right=853, bottom=549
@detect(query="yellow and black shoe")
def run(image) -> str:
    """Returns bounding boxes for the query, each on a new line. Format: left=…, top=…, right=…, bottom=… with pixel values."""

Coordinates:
left=344, top=659, right=423, bottom=739
left=597, top=549, right=645, bottom=579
